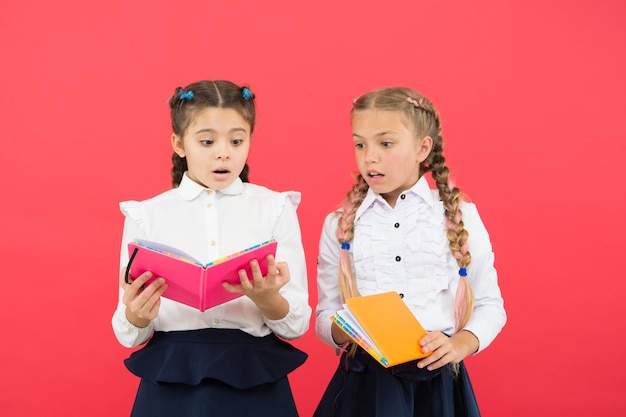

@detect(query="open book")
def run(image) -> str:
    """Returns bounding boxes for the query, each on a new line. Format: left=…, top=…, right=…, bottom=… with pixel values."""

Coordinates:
left=332, top=291, right=431, bottom=368
left=125, top=239, right=278, bottom=311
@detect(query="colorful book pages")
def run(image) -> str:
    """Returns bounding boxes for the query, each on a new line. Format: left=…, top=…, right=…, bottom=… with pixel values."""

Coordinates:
left=333, top=291, right=431, bottom=368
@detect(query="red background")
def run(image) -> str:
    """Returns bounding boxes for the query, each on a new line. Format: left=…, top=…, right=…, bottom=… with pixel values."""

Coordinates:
left=1, top=1, right=625, bottom=416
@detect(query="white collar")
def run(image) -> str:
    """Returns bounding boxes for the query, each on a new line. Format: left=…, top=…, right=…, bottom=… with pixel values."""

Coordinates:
left=177, top=173, right=244, bottom=200
left=354, top=175, right=435, bottom=222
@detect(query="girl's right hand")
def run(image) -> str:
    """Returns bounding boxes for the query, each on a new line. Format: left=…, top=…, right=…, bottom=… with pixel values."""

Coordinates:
left=119, top=268, right=168, bottom=328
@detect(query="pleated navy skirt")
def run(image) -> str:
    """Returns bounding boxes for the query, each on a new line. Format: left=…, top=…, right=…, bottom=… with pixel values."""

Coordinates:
left=314, top=347, right=480, bottom=417
left=124, top=328, right=308, bottom=417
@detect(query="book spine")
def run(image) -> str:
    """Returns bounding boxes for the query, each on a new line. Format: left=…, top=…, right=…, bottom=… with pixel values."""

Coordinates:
left=331, top=315, right=389, bottom=367
left=199, top=268, right=207, bottom=312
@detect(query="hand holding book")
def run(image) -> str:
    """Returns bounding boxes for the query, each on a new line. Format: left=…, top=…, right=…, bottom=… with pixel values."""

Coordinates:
left=223, top=254, right=292, bottom=321
left=119, top=269, right=168, bottom=328
left=332, top=291, right=432, bottom=368
left=125, top=239, right=278, bottom=311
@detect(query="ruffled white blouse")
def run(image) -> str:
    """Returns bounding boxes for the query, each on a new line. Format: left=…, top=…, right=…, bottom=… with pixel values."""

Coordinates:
left=112, top=174, right=311, bottom=347
left=316, top=176, right=506, bottom=354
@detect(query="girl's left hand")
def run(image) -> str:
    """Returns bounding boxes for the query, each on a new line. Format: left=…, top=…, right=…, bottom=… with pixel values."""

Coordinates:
left=222, top=254, right=290, bottom=320
left=417, top=330, right=479, bottom=371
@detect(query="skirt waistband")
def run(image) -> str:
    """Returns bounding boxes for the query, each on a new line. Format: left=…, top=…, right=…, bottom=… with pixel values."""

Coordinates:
left=125, top=328, right=307, bottom=389
left=344, top=345, right=449, bottom=381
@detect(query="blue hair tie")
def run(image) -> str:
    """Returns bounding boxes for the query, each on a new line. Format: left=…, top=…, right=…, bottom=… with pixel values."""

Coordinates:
left=242, top=87, right=255, bottom=100
left=459, top=268, right=467, bottom=277
left=179, top=89, right=194, bottom=100
left=341, top=242, right=350, bottom=250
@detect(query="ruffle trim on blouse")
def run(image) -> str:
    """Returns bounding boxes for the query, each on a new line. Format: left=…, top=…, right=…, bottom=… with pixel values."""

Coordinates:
left=275, top=191, right=301, bottom=220
left=354, top=197, right=450, bottom=307
left=403, top=199, right=449, bottom=306
left=124, top=328, right=307, bottom=389
left=282, top=191, right=301, bottom=208
left=119, top=200, right=145, bottom=231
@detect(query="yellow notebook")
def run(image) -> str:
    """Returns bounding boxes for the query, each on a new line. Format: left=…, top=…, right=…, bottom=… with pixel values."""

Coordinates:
left=332, top=291, right=431, bottom=368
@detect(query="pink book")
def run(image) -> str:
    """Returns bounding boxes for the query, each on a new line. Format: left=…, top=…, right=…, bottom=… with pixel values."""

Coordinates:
left=125, top=239, right=278, bottom=311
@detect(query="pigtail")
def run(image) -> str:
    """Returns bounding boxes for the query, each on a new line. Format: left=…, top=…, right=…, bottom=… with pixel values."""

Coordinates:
left=336, top=174, right=369, bottom=303
left=424, top=131, right=474, bottom=332
left=169, top=87, right=192, bottom=188
left=171, top=154, right=187, bottom=188
left=335, top=174, right=369, bottom=356
left=239, top=163, right=250, bottom=183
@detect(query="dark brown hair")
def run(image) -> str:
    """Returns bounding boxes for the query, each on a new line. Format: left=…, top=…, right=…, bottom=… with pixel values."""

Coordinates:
left=168, top=80, right=255, bottom=187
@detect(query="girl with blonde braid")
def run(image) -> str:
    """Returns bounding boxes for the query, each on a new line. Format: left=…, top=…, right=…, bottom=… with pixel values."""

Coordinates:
left=314, top=87, right=506, bottom=417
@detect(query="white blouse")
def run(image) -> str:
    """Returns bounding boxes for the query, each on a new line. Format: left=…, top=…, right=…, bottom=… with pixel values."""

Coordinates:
left=112, top=174, right=311, bottom=347
left=316, top=176, right=506, bottom=354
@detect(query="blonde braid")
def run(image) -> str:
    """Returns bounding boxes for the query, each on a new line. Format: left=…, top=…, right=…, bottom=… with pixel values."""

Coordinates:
left=336, top=174, right=369, bottom=303
left=423, top=125, right=474, bottom=331
left=334, top=174, right=369, bottom=356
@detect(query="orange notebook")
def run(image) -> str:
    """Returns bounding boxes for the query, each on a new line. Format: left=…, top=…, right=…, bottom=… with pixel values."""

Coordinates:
left=125, top=239, right=277, bottom=311
left=332, top=291, right=431, bottom=367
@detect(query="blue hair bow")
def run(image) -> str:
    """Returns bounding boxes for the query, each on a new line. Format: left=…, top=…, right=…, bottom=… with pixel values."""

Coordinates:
left=242, top=87, right=255, bottom=100
left=179, top=89, right=194, bottom=100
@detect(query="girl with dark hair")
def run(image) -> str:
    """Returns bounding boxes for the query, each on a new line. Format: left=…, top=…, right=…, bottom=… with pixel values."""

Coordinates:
left=112, top=80, right=310, bottom=417
left=314, top=87, right=506, bottom=417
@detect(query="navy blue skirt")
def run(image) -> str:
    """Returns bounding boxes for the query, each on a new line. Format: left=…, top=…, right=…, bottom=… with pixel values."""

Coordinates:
left=124, top=328, right=308, bottom=417
left=314, top=347, right=480, bottom=417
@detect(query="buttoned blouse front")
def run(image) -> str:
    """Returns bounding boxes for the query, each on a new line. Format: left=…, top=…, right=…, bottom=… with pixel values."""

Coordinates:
left=112, top=174, right=311, bottom=347
left=315, top=176, right=506, bottom=354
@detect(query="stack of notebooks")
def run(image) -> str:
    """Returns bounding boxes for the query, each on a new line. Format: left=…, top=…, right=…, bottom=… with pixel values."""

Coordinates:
left=125, top=239, right=278, bottom=311
left=333, top=291, right=432, bottom=367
